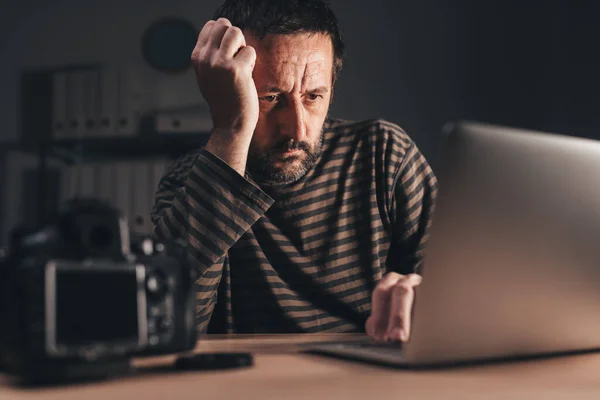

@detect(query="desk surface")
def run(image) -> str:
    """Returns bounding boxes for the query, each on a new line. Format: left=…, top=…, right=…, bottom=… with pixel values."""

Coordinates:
left=2, top=333, right=600, bottom=399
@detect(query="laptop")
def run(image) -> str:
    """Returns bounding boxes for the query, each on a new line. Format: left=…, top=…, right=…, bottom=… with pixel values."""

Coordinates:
left=304, top=121, right=600, bottom=367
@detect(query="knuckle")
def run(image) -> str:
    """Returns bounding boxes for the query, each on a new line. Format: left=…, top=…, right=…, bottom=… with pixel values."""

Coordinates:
left=207, top=52, right=224, bottom=65
left=209, top=59, right=224, bottom=71
left=229, top=25, right=242, bottom=35
left=202, top=20, right=215, bottom=29
left=192, top=47, right=210, bottom=62
left=392, top=284, right=411, bottom=297
left=387, top=272, right=402, bottom=279
left=207, top=55, right=219, bottom=67
left=373, top=284, right=388, bottom=297
left=216, top=17, right=231, bottom=25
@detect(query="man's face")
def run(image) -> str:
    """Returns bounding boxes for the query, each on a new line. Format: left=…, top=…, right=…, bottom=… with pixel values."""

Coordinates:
left=244, top=32, right=334, bottom=183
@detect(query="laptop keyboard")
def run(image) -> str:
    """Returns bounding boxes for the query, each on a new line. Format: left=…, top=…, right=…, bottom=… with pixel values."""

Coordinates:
left=354, top=341, right=402, bottom=349
left=305, top=340, right=407, bottom=364
left=322, top=341, right=404, bottom=353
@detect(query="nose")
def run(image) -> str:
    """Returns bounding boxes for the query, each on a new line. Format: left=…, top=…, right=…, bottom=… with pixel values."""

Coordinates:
left=279, top=99, right=306, bottom=143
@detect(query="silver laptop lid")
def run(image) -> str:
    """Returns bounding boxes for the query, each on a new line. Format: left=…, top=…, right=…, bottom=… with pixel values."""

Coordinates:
left=404, top=121, right=600, bottom=364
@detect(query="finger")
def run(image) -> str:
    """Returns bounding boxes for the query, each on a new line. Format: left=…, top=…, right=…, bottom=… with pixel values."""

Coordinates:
left=216, top=17, right=232, bottom=25
left=367, top=272, right=403, bottom=340
left=385, top=274, right=422, bottom=342
left=234, top=45, right=257, bottom=70
left=404, top=273, right=423, bottom=287
left=194, top=20, right=217, bottom=50
left=385, top=284, right=411, bottom=342
left=207, top=18, right=233, bottom=49
left=220, top=26, right=246, bottom=58
left=366, top=303, right=391, bottom=340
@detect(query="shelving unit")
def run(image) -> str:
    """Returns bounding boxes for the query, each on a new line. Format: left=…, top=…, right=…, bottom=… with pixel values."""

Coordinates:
left=4, top=64, right=212, bottom=239
left=43, top=132, right=210, bottom=164
left=35, top=132, right=210, bottom=226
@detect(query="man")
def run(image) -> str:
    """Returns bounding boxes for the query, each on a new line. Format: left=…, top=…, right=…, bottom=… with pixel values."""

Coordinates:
left=151, top=0, right=437, bottom=342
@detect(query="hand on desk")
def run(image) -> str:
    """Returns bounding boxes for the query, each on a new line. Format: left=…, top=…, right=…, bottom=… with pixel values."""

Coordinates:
left=365, top=272, right=422, bottom=343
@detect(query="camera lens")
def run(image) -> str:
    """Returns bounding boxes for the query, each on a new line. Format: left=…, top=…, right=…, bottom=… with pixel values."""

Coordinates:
left=84, top=224, right=114, bottom=253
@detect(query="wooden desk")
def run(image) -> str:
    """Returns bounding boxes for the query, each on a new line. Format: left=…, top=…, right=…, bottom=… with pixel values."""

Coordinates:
left=2, top=334, right=600, bottom=399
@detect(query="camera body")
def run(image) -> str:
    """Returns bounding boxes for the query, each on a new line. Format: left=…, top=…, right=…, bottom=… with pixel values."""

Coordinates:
left=0, top=198, right=197, bottom=383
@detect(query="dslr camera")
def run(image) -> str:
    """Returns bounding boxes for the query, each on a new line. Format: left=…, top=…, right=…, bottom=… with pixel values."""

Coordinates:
left=0, top=198, right=197, bottom=383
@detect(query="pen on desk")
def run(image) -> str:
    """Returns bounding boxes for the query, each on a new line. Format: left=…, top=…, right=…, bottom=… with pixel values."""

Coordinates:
left=174, top=353, right=254, bottom=371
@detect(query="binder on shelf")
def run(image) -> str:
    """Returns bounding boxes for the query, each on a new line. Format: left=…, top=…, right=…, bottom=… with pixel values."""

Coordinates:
left=82, top=68, right=101, bottom=138
left=63, top=71, right=76, bottom=139
left=116, top=65, right=147, bottom=137
left=67, top=70, right=87, bottom=139
left=152, top=105, right=213, bottom=134
left=130, top=161, right=154, bottom=234
left=94, top=64, right=156, bottom=138
left=52, top=72, right=68, bottom=139
left=98, top=66, right=120, bottom=137
left=113, top=161, right=133, bottom=228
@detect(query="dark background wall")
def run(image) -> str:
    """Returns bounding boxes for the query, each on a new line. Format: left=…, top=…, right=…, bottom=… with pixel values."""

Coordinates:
left=328, top=0, right=600, bottom=166
left=1, top=0, right=599, bottom=243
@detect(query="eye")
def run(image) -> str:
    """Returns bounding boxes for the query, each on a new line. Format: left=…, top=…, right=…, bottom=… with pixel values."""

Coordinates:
left=306, top=93, right=323, bottom=102
left=260, top=95, right=279, bottom=103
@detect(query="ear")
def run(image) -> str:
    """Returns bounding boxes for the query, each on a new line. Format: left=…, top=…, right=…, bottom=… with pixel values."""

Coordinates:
left=329, top=85, right=335, bottom=105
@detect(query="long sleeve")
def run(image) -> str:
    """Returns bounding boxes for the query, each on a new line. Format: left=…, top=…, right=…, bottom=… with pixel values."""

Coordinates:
left=150, top=148, right=274, bottom=331
left=389, top=142, right=438, bottom=275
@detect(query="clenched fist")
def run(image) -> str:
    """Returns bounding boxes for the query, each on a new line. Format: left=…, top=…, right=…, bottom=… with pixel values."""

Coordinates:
left=191, top=18, right=259, bottom=174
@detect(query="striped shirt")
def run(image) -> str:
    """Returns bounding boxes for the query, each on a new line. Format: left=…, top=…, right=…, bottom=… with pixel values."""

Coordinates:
left=150, top=118, right=438, bottom=334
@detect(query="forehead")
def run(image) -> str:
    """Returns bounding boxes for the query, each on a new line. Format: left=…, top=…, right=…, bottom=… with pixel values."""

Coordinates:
left=245, top=32, right=334, bottom=88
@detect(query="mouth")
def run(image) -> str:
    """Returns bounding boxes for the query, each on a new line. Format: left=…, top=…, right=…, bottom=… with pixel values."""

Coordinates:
left=280, top=149, right=302, bottom=155
left=273, top=149, right=303, bottom=158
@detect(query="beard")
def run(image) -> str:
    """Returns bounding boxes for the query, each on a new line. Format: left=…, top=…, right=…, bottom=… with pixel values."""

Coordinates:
left=247, top=132, right=323, bottom=184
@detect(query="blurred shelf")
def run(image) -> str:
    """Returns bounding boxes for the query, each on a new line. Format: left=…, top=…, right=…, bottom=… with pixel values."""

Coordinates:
left=5, top=132, right=211, bottom=228
left=43, top=132, right=210, bottom=164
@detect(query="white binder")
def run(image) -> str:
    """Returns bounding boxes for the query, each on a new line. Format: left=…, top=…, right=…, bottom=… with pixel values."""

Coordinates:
left=153, top=105, right=213, bottom=134
left=98, top=66, right=120, bottom=137
left=51, top=72, right=68, bottom=139
left=113, top=161, right=133, bottom=227
left=82, top=69, right=101, bottom=138
left=68, top=70, right=87, bottom=139
left=129, top=160, right=153, bottom=234
left=116, top=66, right=138, bottom=137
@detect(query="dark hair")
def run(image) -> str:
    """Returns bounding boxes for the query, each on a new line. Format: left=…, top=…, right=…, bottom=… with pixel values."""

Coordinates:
left=213, top=0, right=345, bottom=84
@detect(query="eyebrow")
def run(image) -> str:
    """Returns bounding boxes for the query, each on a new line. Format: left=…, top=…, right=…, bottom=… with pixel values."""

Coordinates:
left=259, top=86, right=330, bottom=94
left=308, top=86, right=330, bottom=94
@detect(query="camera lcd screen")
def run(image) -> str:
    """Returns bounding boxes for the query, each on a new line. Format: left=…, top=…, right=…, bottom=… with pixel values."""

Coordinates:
left=55, top=269, right=140, bottom=346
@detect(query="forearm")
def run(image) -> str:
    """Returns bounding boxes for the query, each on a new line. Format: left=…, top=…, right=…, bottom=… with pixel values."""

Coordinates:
left=153, top=148, right=273, bottom=259
left=151, top=149, right=274, bottom=326
left=391, top=142, right=438, bottom=275
left=194, top=256, right=226, bottom=333
left=204, top=128, right=253, bottom=177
